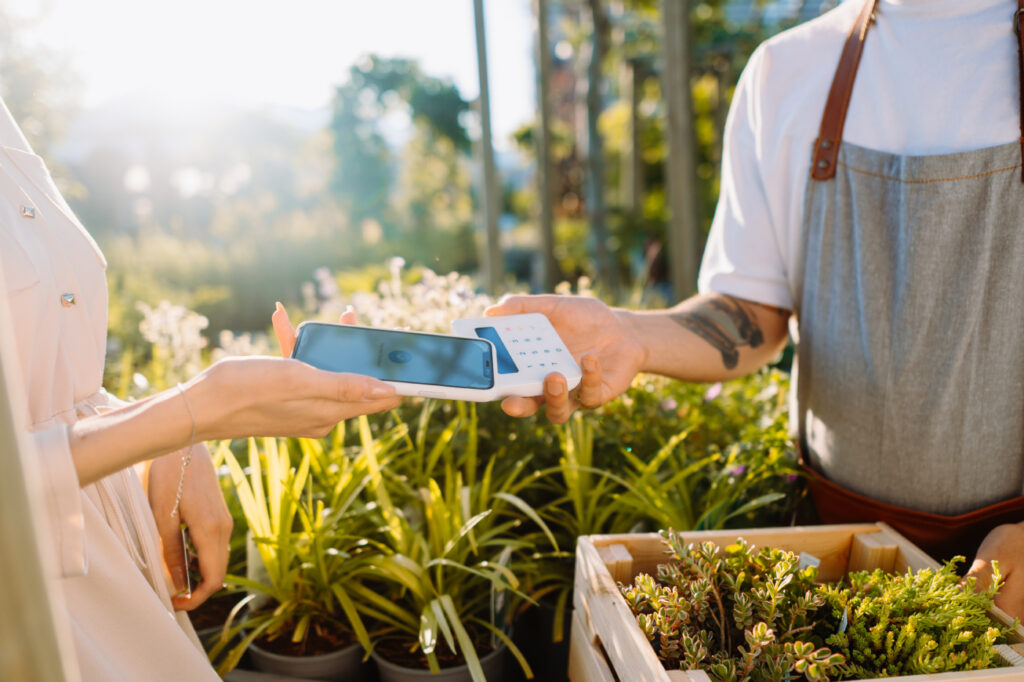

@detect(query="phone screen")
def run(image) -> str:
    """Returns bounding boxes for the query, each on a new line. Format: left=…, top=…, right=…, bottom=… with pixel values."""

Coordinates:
left=292, top=323, right=495, bottom=389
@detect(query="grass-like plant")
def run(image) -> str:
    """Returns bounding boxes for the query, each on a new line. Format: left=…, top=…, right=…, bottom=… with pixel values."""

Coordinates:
left=353, top=412, right=550, bottom=682
left=209, top=437, right=379, bottom=674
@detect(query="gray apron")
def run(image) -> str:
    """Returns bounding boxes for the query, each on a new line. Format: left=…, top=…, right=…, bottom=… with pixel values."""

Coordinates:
left=794, top=0, right=1024, bottom=557
left=798, top=140, right=1024, bottom=514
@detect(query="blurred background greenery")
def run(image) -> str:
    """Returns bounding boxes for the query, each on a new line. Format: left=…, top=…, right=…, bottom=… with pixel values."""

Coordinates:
left=1, top=0, right=831, bottom=365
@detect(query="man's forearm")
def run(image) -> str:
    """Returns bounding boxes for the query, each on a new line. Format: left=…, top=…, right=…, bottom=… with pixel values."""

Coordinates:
left=621, top=293, right=790, bottom=383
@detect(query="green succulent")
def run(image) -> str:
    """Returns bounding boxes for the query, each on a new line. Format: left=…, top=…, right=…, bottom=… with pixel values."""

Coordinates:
left=820, top=558, right=1013, bottom=678
left=623, top=535, right=1015, bottom=682
left=622, top=533, right=842, bottom=682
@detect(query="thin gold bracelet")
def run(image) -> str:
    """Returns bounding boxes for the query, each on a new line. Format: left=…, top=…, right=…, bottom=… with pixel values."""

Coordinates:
left=170, top=382, right=197, bottom=519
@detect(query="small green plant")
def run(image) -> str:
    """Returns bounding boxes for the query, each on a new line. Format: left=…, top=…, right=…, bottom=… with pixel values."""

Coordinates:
left=820, top=559, right=1012, bottom=678
left=622, top=533, right=842, bottom=681
left=354, top=413, right=547, bottom=682
left=209, top=437, right=379, bottom=674
left=623, top=534, right=1015, bottom=681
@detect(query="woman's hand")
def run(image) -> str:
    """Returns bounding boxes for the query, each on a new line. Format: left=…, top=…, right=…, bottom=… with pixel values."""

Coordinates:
left=484, top=295, right=646, bottom=424
left=272, top=301, right=356, bottom=357
left=146, top=443, right=232, bottom=611
left=187, top=356, right=400, bottom=442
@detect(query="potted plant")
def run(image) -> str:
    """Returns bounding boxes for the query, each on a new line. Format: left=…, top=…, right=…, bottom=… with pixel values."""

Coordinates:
left=209, top=437, right=378, bottom=680
left=352, top=412, right=548, bottom=682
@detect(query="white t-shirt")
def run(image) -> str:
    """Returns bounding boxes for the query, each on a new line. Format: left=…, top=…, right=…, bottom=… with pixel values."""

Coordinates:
left=697, top=0, right=1020, bottom=310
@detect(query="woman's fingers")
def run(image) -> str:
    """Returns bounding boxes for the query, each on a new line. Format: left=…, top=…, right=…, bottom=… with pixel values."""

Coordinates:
left=320, top=371, right=396, bottom=402
left=272, top=302, right=296, bottom=357
left=275, top=302, right=355, bottom=358
left=339, top=305, right=357, bottom=325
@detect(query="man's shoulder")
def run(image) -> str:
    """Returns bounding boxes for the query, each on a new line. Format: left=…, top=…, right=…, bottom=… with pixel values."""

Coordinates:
left=750, top=2, right=860, bottom=85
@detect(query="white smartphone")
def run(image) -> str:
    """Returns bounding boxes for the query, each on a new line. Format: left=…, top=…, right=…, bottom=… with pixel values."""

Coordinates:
left=291, top=314, right=582, bottom=402
left=291, top=322, right=498, bottom=401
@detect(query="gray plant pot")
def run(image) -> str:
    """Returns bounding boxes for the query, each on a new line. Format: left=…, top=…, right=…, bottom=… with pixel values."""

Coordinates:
left=249, top=640, right=370, bottom=681
left=371, top=643, right=506, bottom=682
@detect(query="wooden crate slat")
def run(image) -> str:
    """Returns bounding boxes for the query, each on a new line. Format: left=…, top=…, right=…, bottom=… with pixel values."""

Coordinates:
left=597, top=544, right=634, bottom=586
left=598, top=523, right=877, bottom=582
left=568, top=610, right=617, bottom=682
left=847, top=529, right=898, bottom=573
left=854, top=668, right=1024, bottom=682
left=576, top=537, right=669, bottom=682
left=994, top=644, right=1024, bottom=667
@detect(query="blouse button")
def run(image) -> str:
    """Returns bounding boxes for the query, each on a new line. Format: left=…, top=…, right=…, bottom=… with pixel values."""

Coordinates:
left=60, top=293, right=76, bottom=307
left=20, top=205, right=35, bottom=218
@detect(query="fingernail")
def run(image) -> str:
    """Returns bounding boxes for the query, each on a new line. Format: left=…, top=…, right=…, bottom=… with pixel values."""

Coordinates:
left=583, top=355, right=598, bottom=371
left=547, top=380, right=564, bottom=396
left=344, top=305, right=355, bottom=314
left=275, top=301, right=285, bottom=314
left=366, top=383, right=396, bottom=399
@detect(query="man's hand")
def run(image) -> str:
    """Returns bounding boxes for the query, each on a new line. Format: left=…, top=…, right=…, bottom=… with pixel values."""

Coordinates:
left=963, top=523, right=1024, bottom=621
left=147, top=443, right=233, bottom=611
left=485, top=295, right=646, bottom=424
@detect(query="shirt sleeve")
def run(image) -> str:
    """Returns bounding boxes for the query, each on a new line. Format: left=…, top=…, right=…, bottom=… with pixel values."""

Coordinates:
left=698, top=44, right=795, bottom=310
left=30, top=424, right=87, bottom=577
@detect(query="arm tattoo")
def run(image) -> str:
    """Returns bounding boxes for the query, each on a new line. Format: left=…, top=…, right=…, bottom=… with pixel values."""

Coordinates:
left=669, top=295, right=768, bottom=370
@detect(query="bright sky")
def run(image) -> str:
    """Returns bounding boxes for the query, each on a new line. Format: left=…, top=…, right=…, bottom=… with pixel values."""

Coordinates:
left=12, top=0, right=537, bottom=147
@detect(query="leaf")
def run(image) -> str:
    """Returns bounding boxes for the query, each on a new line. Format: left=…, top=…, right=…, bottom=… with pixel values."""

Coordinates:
left=420, top=604, right=439, bottom=655
left=430, top=598, right=456, bottom=653
left=473, top=617, right=534, bottom=679
left=442, top=509, right=492, bottom=558
left=440, top=594, right=487, bottom=682
left=493, top=491, right=560, bottom=552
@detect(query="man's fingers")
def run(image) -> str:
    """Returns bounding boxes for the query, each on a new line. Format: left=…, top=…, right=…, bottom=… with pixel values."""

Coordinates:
left=485, top=294, right=562, bottom=318
left=501, top=395, right=542, bottom=418
left=485, top=295, right=528, bottom=317
left=963, top=558, right=995, bottom=590
left=994, top=575, right=1024, bottom=621
left=339, top=305, right=357, bottom=325
left=273, top=302, right=296, bottom=357
left=543, top=374, right=573, bottom=424
left=577, top=354, right=603, bottom=407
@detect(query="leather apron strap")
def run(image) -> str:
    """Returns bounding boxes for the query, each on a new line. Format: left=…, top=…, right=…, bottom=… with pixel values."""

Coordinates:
left=812, top=0, right=1024, bottom=184
left=810, top=0, right=878, bottom=180
left=803, top=0, right=1024, bottom=560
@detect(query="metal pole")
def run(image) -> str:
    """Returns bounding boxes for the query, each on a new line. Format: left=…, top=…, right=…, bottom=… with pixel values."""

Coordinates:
left=661, top=0, right=700, bottom=300
left=535, top=0, right=558, bottom=292
left=473, top=0, right=504, bottom=294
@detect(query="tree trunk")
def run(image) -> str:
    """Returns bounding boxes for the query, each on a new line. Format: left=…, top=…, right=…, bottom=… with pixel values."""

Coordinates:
left=660, top=0, right=700, bottom=300
left=473, top=0, right=504, bottom=294
left=585, top=0, right=616, bottom=294
left=535, top=0, right=559, bottom=292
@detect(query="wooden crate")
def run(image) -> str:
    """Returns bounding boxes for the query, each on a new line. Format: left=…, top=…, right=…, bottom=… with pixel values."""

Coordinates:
left=570, top=523, right=1024, bottom=682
